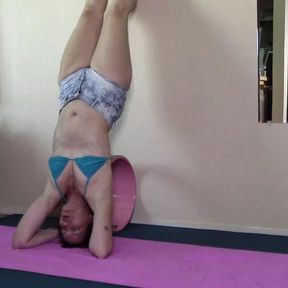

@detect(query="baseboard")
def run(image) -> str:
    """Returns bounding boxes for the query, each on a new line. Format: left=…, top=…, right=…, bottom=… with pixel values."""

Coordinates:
left=131, top=218, right=288, bottom=237
left=0, top=207, right=27, bottom=215
left=2, top=207, right=288, bottom=237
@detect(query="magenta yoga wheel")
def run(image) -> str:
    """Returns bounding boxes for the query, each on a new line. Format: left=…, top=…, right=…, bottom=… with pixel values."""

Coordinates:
left=111, top=156, right=136, bottom=232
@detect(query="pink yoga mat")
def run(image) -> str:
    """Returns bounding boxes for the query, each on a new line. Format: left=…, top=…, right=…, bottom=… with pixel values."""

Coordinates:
left=0, top=226, right=288, bottom=288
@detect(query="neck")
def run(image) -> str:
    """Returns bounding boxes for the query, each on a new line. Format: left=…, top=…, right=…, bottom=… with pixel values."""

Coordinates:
left=64, top=184, right=92, bottom=213
left=66, top=185, right=82, bottom=201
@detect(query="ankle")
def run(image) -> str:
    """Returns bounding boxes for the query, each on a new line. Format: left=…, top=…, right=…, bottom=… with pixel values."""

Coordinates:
left=108, top=4, right=129, bottom=18
left=84, top=0, right=108, bottom=14
left=108, top=0, right=137, bottom=17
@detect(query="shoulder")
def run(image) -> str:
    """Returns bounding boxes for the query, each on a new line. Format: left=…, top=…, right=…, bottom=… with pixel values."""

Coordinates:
left=42, top=178, right=62, bottom=209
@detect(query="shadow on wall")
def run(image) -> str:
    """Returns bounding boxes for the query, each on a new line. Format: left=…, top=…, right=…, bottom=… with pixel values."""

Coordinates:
left=133, top=163, right=198, bottom=222
left=136, top=0, right=252, bottom=145
left=127, top=0, right=257, bottom=222
left=0, top=121, right=48, bottom=212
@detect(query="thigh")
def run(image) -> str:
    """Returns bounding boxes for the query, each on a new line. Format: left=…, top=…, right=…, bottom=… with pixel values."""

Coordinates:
left=58, top=8, right=104, bottom=83
left=90, top=7, right=132, bottom=89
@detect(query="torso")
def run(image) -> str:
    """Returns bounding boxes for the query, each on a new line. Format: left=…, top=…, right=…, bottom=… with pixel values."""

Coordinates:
left=53, top=100, right=111, bottom=156
left=52, top=100, right=112, bottom=207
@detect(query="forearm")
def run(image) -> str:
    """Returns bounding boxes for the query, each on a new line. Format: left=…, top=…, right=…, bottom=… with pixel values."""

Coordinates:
left=13, top=181, right=60, bottom=249
left=89, top=195, right=113, bottom=258
left=13, top=228, right=59, bottom=249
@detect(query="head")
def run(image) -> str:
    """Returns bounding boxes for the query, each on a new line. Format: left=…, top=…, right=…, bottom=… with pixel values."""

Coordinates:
left=58, top=191, right=93, bottom=247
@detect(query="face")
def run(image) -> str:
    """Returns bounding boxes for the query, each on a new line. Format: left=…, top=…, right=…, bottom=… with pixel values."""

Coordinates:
left=59, top=199, right=92, bottom=245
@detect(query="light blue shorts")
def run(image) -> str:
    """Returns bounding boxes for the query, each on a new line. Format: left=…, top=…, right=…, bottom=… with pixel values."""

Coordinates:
left=59, top=67, right=128, bottom=126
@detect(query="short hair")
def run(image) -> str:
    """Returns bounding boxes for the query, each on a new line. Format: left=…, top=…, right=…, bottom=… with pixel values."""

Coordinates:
left=58, top=222, right=93, bottom=248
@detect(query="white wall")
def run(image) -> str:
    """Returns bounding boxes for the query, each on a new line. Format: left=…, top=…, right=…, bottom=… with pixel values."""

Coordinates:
left=1, top=0, right=288, bottom=235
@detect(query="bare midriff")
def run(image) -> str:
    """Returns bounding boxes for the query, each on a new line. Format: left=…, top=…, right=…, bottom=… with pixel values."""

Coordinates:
left=52, top=100, right=111, bottom=158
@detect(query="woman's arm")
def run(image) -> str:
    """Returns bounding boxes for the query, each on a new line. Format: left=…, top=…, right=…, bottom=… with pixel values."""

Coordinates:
left=13, top=179, right=61, bottom=249
left=89, top=191, right=113, bottom=258
left=87, top=166, right=113, bottom=259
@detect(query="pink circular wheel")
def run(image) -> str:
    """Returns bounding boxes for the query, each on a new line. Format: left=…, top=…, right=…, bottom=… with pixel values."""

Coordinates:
left=111, top=156, right=136, bottom=232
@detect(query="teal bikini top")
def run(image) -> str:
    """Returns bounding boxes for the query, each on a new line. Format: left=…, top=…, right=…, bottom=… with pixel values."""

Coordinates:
left=48, top=155, right=112, bottom=201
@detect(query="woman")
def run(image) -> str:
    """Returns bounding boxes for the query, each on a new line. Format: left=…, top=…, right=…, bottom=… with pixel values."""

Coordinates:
left=13, top=0, right=137, bottom=258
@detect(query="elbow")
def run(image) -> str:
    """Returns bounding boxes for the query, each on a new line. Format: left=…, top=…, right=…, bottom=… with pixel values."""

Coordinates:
left=12, top=233, right=28, bottom=249
left=12, top=241, right=19, bottom=249
left=89, top=244, right=112, bottom=259
left=12, top=238, right=25, bottom=249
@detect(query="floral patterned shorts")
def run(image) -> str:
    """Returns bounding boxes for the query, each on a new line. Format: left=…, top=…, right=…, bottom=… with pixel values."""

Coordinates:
left=59, top=67, right=128, bottom=127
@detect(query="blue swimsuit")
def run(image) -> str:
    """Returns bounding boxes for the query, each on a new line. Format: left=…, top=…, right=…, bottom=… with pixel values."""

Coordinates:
left=48, top=155, right=111, bottom=201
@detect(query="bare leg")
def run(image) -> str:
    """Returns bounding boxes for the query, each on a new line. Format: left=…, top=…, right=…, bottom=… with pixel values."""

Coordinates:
left=58, top=0, right=108, bottom=83
left=90, top=0, right=137, bottom=89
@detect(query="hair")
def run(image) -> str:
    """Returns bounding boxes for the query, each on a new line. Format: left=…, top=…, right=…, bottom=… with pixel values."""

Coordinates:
left=58, top=222, right=93, bottom=248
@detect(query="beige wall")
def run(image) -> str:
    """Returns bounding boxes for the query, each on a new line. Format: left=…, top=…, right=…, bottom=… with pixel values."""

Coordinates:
left=1, top=0, right=288, bottom=235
